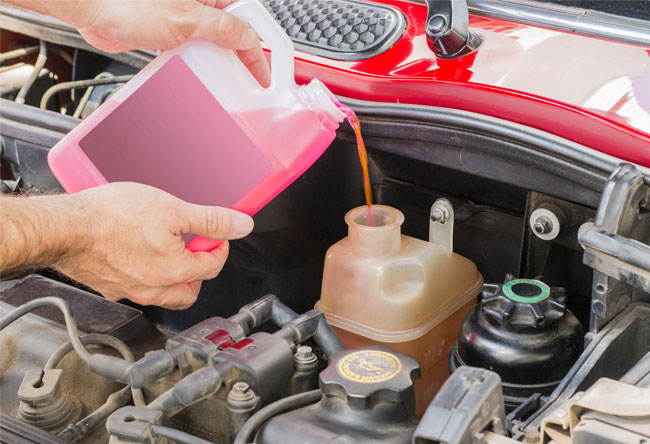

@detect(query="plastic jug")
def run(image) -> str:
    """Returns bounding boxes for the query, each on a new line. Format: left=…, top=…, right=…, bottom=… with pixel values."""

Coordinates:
left=315, top=203, right=483, bottom=416
left=47, top=0, right=346, bottom=252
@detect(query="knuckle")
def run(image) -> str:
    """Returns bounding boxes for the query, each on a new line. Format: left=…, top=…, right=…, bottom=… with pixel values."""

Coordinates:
left=204, top=207, right=222, bottom=235
left=214, top=13, right=241, bottom=45
left=167, top=267, right=188, bottom=284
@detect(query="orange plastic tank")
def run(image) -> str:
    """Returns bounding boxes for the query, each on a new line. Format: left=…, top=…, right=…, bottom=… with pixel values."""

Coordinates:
left=316, top=201, right=482, bottom=415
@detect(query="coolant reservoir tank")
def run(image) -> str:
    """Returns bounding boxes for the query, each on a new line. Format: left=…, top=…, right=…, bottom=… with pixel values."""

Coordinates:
left=316, top=203, right=483, bottom=415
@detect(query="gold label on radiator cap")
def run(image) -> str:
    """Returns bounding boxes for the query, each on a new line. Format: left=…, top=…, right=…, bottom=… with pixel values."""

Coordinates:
left=337, top=350, right=402, bottom=384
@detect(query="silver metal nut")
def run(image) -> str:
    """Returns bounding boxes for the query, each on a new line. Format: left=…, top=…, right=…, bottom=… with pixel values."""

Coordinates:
left=530, top=208, right=560, bottom=241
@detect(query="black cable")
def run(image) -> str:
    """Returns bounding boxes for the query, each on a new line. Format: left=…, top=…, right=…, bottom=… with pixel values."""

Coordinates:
left=234, top=389, right=322, bottom=444
left=44, top=333, right=146, bottom=407
left=0, top=296, right=92, bottom=362
left=40, top=75, right=133, bottom=110
left=151, top=425, right=216, bottom=444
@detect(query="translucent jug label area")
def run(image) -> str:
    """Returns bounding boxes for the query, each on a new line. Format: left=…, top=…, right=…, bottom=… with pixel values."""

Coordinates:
left=78, top=55, right=273, bottom=208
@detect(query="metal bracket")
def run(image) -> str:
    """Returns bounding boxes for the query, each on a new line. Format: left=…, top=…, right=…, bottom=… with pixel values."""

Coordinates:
left=518, top=192, right=595, bottom=279
left=424, top=0, right=482, bottom=58
left=579, top=163, right=650, bottom=333
left=429, top=198, right=454, bottom=252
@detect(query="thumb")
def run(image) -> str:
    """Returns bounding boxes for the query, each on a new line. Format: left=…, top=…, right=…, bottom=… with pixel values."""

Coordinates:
left=186, top=5, right=260, bottom=50
left=182, top=203, right=254, bottom=240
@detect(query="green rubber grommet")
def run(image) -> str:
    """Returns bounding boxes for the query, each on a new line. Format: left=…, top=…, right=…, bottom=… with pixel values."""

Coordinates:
left=502, top=279, right=550, bottom=303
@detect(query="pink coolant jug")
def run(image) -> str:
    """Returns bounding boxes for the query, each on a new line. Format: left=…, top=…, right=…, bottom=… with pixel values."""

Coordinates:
left=47, top=0, right=346, bottom=252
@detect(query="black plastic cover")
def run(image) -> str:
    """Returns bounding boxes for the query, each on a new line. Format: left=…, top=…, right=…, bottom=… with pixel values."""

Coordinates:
left=257, top=346, right=419, bottom=444
left=263, top=0, right=406, bottom=60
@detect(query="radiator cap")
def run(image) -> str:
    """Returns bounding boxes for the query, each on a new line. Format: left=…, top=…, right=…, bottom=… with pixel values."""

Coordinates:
left=319, top=346, right=420, bottom=409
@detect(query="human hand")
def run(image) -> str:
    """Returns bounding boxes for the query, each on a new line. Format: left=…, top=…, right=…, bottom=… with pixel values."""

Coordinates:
left=69, top=0, right=271, bottom=87
left=55, top=182, right=254, bottom=310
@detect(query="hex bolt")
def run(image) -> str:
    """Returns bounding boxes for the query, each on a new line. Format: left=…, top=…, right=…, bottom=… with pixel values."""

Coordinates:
left=233, top=382, right=250, bottom=395
left=529, top=208, right=561, bottom=241
left=294, top=346, right=315, bottom=363
left=533, top=216, right=552, bottom=235
left=228, top=382, right=255, bottom=404
left=430, top=206, right=450, bottom=223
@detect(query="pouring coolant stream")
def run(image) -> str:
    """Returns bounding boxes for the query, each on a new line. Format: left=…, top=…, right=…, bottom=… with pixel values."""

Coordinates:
left=46, top=0, right=374, bottom=250
left=335, top=102, right=375, bottom=227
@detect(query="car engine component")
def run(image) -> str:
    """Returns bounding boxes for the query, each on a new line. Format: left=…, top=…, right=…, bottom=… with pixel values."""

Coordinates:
left=2, top=6, right=650, bottom=443
left=256, top=346, right=420, bottom=443
left=450, top=276, right=584, bottom=410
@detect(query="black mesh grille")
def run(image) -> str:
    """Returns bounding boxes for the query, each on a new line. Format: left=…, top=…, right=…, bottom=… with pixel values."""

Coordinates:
left=263, top=0, right=406, bottom=60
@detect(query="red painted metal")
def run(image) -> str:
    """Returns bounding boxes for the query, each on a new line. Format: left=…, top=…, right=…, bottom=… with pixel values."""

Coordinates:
left=289, top=0, right=650, bottom=167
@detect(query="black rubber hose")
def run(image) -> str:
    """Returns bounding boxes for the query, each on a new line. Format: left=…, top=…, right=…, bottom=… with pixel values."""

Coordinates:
left=44, top=333, right=146, bottom=407
left=151, top=425, right=215, bottom=444
left=234, top=389, right=322, bottom=444
left=0, top=296, right=91, bottom=362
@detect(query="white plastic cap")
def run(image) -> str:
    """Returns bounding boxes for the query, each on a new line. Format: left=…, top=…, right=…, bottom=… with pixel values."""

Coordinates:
left=299, top=78, right=346, bottom=131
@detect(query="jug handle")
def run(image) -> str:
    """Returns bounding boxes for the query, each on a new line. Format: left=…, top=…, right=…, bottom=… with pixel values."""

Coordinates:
left=225, top=0, right=295, bottom=90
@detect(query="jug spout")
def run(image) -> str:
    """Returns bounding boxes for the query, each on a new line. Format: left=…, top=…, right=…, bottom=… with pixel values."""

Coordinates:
left=298, top=79, right=346, bottom=131
left=345, top=205, right=404, bottom=259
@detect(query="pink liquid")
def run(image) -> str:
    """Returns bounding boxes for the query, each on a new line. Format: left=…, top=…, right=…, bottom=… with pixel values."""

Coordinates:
left=336, top=103, right=374, bottom=226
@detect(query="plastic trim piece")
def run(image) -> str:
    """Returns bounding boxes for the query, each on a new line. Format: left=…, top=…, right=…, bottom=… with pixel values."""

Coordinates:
left=337, top=98, right=650, bottom=190
left=262, top=0, right=406, bottom=61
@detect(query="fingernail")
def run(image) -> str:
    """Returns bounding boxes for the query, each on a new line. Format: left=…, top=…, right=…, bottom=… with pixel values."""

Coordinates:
left=241, top=26, right=259, bottom=49
left=233, top=214, right=254, bottom=235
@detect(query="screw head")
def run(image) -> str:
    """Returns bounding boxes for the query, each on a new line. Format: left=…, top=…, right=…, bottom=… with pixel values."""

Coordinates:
left=294, top=345, right=317, bottom=365
left=430, top=207, right=449, bottom=223
left=233, top=382, right=249, bottom=394
left=228, top=381, right=255, bottom=404
left=533, top=216, right=552, bottom=235
left=296, top=345, right=312, bottom=358
left=529, top=208, right=561, bottom=241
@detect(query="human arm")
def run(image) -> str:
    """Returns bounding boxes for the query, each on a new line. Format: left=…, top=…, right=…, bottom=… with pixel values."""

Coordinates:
left=0, top=182, right=254, bottom=309
left=4, top=0, right=271, bottom=87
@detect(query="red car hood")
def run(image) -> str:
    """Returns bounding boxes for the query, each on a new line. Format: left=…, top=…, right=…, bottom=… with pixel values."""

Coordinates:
left=289, top=0, right=650, bottom=167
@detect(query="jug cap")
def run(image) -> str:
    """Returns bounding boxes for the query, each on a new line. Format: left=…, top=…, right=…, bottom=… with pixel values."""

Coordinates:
left=299, top=79, right=346, bottom=131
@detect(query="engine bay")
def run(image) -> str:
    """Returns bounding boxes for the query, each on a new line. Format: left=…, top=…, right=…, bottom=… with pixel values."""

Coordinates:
left=2, top=9, right=650, bottom=444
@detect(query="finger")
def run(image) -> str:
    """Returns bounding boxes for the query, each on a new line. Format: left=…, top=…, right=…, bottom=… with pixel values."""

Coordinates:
left=176, top=281, right=203, bottom=310
left=186, top=6, right=260, bottom=50
left=237, top=46, right=271, bottom=87
left=181, top=202, right=254, bottom=240
left=158, top=283, right=201, bottom=310
left=180, top=241, right=230, bottom=283
left=198, top=0, right=239, bottom=8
